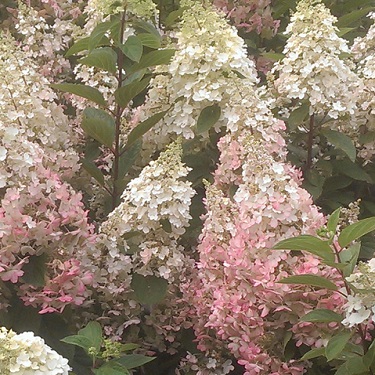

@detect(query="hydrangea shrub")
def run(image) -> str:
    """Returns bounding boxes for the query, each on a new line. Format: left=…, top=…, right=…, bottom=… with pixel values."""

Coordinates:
left=0, top=0, right=375, bottom=374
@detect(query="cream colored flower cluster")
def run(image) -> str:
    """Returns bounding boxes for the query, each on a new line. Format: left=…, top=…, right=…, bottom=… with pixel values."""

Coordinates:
left=86, top=0, right=157, bottom=18
left=0, top=327, right=70, bottom=375
left=142, top=0, right=258, bottom=143
left=342, top=258, right=375, bottom=327
left=352, top=13, right=375, bottom=129
left=102, top=140, right=194, bottom=238
left=271, top=0, right=360, bottom=119
left=0, top=32, right=79, bottom=188
left=14, top=2, right=78, bottom=79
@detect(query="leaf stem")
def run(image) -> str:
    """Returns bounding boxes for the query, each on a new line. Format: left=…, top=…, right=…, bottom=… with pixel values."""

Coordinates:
left=305, top=113, right=315, bottom=171
left=111, top=9, right=127, bottom=210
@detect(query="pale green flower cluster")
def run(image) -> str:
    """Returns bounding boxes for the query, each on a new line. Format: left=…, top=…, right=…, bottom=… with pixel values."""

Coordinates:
left=271, top=0, right=360, bottom=119
left=87, top=0, right=157, bottom=18
left=0, top=327, right=70, bottom=375
left=342, top=258, right=375, bottom=327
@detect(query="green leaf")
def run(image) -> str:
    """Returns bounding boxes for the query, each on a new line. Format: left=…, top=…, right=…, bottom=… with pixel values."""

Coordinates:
left=118, top=139, right=142, bottom=179
left=334, top=356, right=369, bottom=375
left=273, top=235, right=335, bottom=262
left=126, top=110, right=167, bottom=147
left=339, top=217, right=375, bottom=248
left=61, top=335, right=92, bottom=352
left=278, top=275, right=338, bottom=290
left=121, top=343, right=139, bottom=351
left=114, top=77, right=150, bottom=108
left=364, top=339, right=375, bottom=368
left=337, top=7, right=375, bottom=27
left=132, top=20, right=160, bottom=37
left=340, top=242, right=361, bottom=277
left=338, top=27, right=355, bottom=37
left=66, top=36, right=110, bottom=57
left=131, top=274, right=168, bottom=305
left=120, top=36, right=143, bottom=62
left=333, top=159, right=371, bottom=183
left=301, top=309, right=343, bottom=323
left=21, top=254, right=47, bottom=287
left=137, top=33, right=161, bottom=49
left=50, top=83, right=106, bottom=107
left=128, top=49, right=175, bottom=74
left=261, top=52, right=284, bottom=61
left=327, top=207, right=341, bottom=233
left=89, top=21, right=113, bottom=52
left=288, top=103, right=309, bottom=129
left=326, top=331, right=352, bottom=361
left=81, top=107, right=115, bottom=147
left=301, top=347, right=326, bottom=361
left=78, top=321, right=102, bottom=352
left=81, top=159, right=105, bottom=186
left=115, top=354, right=156, bottom=369
left=94, top=361, right=130, bottom=375
left=196, top=104, right=221, bottom=134
left=79, top=47, right=117, bottom=74
left=164, top=8, right=185, bottom=27
left=322, top=129, right=356, bottom=162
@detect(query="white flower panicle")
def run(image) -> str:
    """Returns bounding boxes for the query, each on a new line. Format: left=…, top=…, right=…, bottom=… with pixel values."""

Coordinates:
left=141, top=0, right=258, bottom=142
left=342, top=258, right=375, bottom=327
left=86, top=0, right=157, bottom=19
left=352, top=13, right=375, bottom=130
left=271, top=0, right=360, bottom=119
left=0, top=32, right=79, bottom=188
left=0, top=327, right=70, bottom=375
left=101, top=139, right=195, bottom=237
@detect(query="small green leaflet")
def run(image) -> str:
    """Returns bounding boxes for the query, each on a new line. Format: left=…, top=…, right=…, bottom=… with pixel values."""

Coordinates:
left=327, top=207, right=341, bottom=233
left=278, top=274, right=338, bottom=290
left=272, top=235, right=335, bottom=262
left=126, top=110, right=168, bottom=147
left=50, top=83, right=106, bottom=107
left=81, top=107, right=115, bottom=148
left=300, top=347, right=326, bottom=361
left=128, top=49, right=175, bottom=74
left=338, top=217, right=375, bottom=248
left=288, top=103, right=309, bottom=130
left=89, top=21, right=113, bottom=52
left=61, top=335, right=93, bottom=352
left=93, top=361, right=130, bottom=375
left=326, top=331, right=352, bottom=361
left=131, top=274, right=168, bottom=305
left=114, top=77, right=151, bottom=108
left=322, top=129, right=356, bottom=162
left=78, top=321, right=103, bottom=352
left=301, top=309, right=343, bottom=323
left=120, top=36, right=143, bottom=62
left=196, top=104, right=221, bottom=134
left=81, top=159, right=105, bottom=186
left=115, top=354, right=156, bottom=369
left=79, top=47, right=117, bottom=74
left=137, top=33, right=161, bottom=49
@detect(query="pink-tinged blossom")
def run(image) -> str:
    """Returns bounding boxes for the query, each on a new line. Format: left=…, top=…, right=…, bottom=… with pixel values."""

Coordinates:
left=213, top=0, right=280, bottom=36
left=151, top=3, right=347, bottom=373
left=0, top=32, right=96, bottom=313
